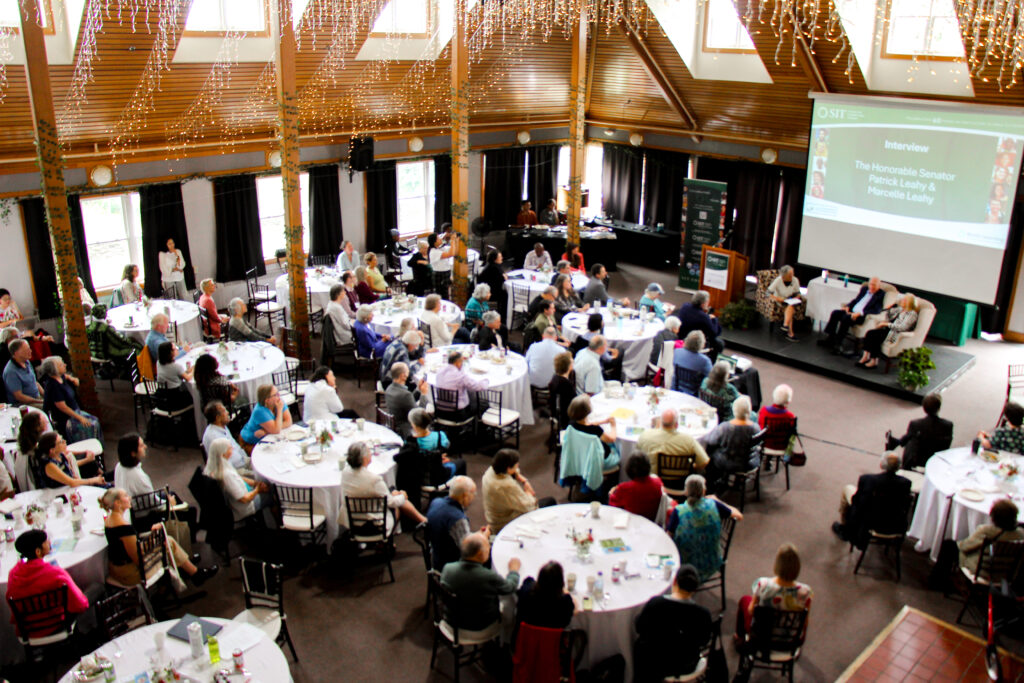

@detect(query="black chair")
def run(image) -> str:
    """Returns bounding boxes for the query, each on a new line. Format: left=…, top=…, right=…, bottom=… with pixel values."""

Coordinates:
left=344, top=495, right=397, bottom=582
left=130, top=486, right=172, bottom=533
left=272, top=369, right=299, bottom=410
left=760, top=414, right=797, bottom=491
left=274, top=484, right=327, bottom=549
left=308, top=254, right=334, bottom=267
left=419, top=448, right=454, bottom=509
left=320, top=317, right=354, bottom=374
left=478, top=388, right=520, bottom=450
left=7, top=585, right=73, bottom=671
left=736, top=606, right=808, bottom=683
left=956, top=537, right=1024, bottom=627
left=351, top=343, right=380, bottom=388
left=411, top=522, right=433, bottom=614
left=429, top=570, right=501, bottom=683
left=418, top=319, right=434, bottom=348
left=198, top=305, right=223, bottom=344
left=509, top=281, right=533, bottom=330
left=695, top=516, right=737, bottom=614
left=148, top=382, right=195, bottom=450
left=245, top=267, right=276, bottom=312
left=850, top=482, right=913, bottom=582
left=188, top=466, right=239, bottom=561
left=431, top=386, right=476, bottom=453
left=698, top=388, right=733, bottom=424
left=655, top=452, right=698, bottom=501
left=95, top=586, right=156, bottom=642
left=673, top=366, right=705, bottom=396
left=376, top=405, right=397, bottom=431
left=306, top=285, right=324, bottom=335
left=160, top=286, right=177, bottom=300
left=130, top=350, right=153, bottom=429
left=192, top=289, right=202, bottom=304
left=721, top=429, right=767, bottom=512
left=233, top=557, right=299, bottom=661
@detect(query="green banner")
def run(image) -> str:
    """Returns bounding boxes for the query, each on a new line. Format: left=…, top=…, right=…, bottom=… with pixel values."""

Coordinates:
left=679, top=179, right=727, bottom=289
left=703, top=251, right=730, bottom=290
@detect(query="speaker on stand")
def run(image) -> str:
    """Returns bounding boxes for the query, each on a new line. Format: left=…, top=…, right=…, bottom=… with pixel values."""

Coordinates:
left=347, top=137, right=374, bottom=180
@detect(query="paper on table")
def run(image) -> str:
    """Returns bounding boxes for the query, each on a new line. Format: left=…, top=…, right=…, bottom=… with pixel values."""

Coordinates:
left=515, top=524, right=542, bottom=538
left=609, top=408, right=635, bottom=421
left=217, top=621, right=264, bottom=654
left=288, top=455, right=307, bottom=469
left=0, top=498, right=22, bottom=514
left=613, top=512, right=630, bottom=529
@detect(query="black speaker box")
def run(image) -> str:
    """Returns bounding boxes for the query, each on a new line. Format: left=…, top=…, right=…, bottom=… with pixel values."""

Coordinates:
left=349, top=137, right=374, bottom=171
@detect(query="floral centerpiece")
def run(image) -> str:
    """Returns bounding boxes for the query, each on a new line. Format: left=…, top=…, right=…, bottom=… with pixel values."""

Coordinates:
left=317, top=427, right=334, bottom=454
left=25, top=503, right=47, bottom=529
left=998, top=460, right=1020, bottom=480
left=567, top=527, right=594, bottom=561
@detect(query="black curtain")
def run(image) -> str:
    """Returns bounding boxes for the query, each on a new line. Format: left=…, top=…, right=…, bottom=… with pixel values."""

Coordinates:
left=139, top=183, right=196, bottom=297
left=483, top=148, right=526, bottom=230
left=433, top=154, right=452, bottom=231
left=774, top=167, right=806, bottom=269
left=213, top=175, right=265, bottom=282
left=365, top=160, right=397, bottom=254
left=526, top=145, right=559, bottom=215
left=601, top=143, right=643, bottom=223
left=308, top=165, right=343, bottom=258
left=641, top=148, right=689, bottom=230
left=21, top=196, right=96, bottom=319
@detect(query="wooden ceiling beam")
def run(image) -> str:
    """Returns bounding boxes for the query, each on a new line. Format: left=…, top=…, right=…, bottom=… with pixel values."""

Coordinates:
left=616, top=19, right=698, bottom=131
left=793, top=22, right=829, bottom=92
left=584, top=27, right=597, bottom=115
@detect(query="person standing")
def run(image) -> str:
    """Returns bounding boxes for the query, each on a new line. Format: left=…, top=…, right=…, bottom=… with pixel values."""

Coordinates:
left=158, top=238, right=188, bottom=300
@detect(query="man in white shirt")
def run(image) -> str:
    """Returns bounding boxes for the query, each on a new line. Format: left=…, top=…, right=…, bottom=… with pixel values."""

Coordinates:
left=303, top=366, right=356, bottom=422
left=523, top=243, right=553, bottom=271
left=326, top=284, right=353, bottom=346
left=114, top=434, right=156, bottom=497
left=201, top=401, right=251, bottom=473
left=525, top=326, right=563, bottom=388
left=574, top=335, right=607, bottom=395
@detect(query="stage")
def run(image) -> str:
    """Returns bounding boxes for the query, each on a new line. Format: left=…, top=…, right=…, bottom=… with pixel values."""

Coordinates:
left=721, top=323, right=976, bottom=403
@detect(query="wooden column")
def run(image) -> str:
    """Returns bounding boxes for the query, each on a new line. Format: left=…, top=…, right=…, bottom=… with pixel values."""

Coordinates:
left=20, top=0, right=97, bottom=411
left=275, top=0, right=310, bottom=359
left=566, top=8, right=589, bottom=247
left=450, top=0, right=471, bottom=307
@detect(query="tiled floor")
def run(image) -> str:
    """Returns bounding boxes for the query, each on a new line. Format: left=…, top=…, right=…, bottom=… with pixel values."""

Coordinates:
left=839, top=607, right=1024, bottom=682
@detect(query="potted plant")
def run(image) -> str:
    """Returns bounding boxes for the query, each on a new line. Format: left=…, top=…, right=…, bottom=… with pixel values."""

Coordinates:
left=719, top=299, right=758, bottom=330
left=897, top=346, right=935, bottom=391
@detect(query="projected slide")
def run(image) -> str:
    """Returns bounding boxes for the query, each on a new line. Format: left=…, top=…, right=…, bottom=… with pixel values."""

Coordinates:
left=799, top=95, right=1024, bottom=303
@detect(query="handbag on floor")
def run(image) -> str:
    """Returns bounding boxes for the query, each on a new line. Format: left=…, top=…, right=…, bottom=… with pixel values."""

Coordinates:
left=164, top=507, right=192, bottom=557
left=160, top=523, right=188, bottom=594
left=785, top=433, right=807, bottom=467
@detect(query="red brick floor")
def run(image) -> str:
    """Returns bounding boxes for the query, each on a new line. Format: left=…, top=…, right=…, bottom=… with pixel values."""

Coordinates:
left=839, top=607, right=1024, bottom=683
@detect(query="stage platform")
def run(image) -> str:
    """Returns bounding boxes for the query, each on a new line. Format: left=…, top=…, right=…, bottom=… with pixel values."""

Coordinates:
left=721, top=323, right=976, bottom=403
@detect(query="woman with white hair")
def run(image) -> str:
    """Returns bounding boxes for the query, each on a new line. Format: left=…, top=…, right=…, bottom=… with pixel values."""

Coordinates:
left=352, top=306, right=391, bottom=358
left=227, top=298, right=276, bottom=344
left=699, top=361, right=741, bottom=420
left=465, top=283, right=491, bottom=327
left=39, top=356, right=103, bottom=444
left=354, top=265, right=377, bottom=304
left=699, top=395, right=761, bottom=488
left=671, top=330, right=712, bottom=396
left=767, top=265, right=803, bottom=342
left=667, top=474, right=742, bottom=581
left=407, top=239, right=433, bottom=296
left=649, top=315, right=681, bottom=365
left=639, top=282, right=674, bottom=320
left=422, top=294, right=470, bottom=345
left=340, top=442, right=426, bottom=529
left=204, top=437, right=271, bottom=520
left=858, top=293, right=918, bottom=369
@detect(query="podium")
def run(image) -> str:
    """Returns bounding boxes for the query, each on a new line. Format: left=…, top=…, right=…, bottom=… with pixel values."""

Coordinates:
left=699, top=245, right=748, bottom=311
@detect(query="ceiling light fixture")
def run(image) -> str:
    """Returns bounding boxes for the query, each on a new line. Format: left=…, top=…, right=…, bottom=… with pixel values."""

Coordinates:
left=408, top=136, right=424, bottom=153
left=89, top=164, right=113, bottom=187
left=516, top=130, right=531, bottom=145
left=761, top=148, right=778, bottom=164
left=629, top=132, right=644, bottom=147
left=267, top=150, right=282, bottom=168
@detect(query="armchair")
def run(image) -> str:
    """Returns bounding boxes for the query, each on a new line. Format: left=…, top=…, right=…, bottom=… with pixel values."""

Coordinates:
left=851, top=282, right=899, bottom=339
left=882, top=298, right=936, bottom=372
left=755, top=269, right=805, bottom=325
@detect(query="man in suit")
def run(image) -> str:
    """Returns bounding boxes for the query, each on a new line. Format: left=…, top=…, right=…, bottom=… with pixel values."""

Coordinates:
left=818, top=276, right=885, bottom=352
left=678, top=290, right=723, bottom=361
left=885, top=392, right=953, bottom=469
left=832, top=452, right=912, bottom=549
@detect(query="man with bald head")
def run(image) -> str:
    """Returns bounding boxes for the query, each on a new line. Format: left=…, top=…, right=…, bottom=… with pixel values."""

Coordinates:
left=819, top=276, right=886, bottom=352
left=440, top=533, right=521, bottom=632
left=426, top=475, right=485, bottom=570
left=637, top=408, right=709, bottom=474
left=832, top=452, right=911, bottom=549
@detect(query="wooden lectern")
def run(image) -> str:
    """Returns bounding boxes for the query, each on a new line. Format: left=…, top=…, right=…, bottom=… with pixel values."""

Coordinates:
left=699, top=245, right=748, bottom=311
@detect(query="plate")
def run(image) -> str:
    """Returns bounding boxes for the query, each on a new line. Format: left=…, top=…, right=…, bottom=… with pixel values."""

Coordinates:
left=959, top=488, right=986, bottom=502
left=286, top=428, right=308, bottom=441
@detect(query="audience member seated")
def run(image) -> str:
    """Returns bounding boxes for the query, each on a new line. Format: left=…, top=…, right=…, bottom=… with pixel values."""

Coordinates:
left=562, top=243, right=585, bottom=275
left=336, top=240, right=360, bottom=272
left=33, top=431, right=104, bottom=489
left=434, top=349, right=489, bottom=420
left=99, top=488, right=216, bottom=586
left=145, top=313, right=188, bottom=362
left=672, top=330, right=711, bottom=396
left=538, top=199, right=559, bottom=226
left=582, top=264, right=628, bottom=307
left=668, top=474, right=742, bottom=581
left=678, top=291, right=723, bottom=360
left=634, top=564, right=713, bottom=683
left=639, top=283, right=674, bottom=320
left=423, top=294, right=470, bottom=346
left=240, top=384, right=294, bottom=447
left=6, top=529, right=94, bottom=636
left=562, top=395, right=620, bottom=499
left=548, top=351, right=577, bottom=429
left=701, top=396, right=761, bottom=488
left=4, top=339, right=43, bottom=407
left=203, top=438, right=271, bottom=521
left=201, top=401, right=251, bottom=472
left=227, top=299, right=276, bottom=344
left=397, top=318, right=426, bottom=360
left=758, top=384, right=797, bottom=453
left=354, top=266, right=378, bottom=304
left=340, top=442, right=426, bottom=529
left=40, top=356, right=103, bottom=444
left=17, top=412, right=48, bottom=483
left=198, top=279, right=228, bottom=338
left=410, top=408, right=466, bottom=479
left=885, top=391, right=952, bottom=469
left=831, top=452, right=911, bottom=549
left=385, top=363, right=428, bottom=437
left=194, top=354, right=239, bottom=410
left=326, top=284, right=354, bottom=346
left=340, top=271, right=360, bottom=318
left=303, top=366, right=357, bottom=422
left=553, top=273, right=587, bottom=324
left=441, top=532, right=521, bottom=634
left=818, top=276, right=885, bottom=352
left=516, top=200, right=538, bottom=226
left=406, top=240, right=433, bottom=297
left=609, top=454, right=664, bottom=521
left=465, top=283, right=492, bottom=329
left=979, top=401, right=1024, bottom=455
left=700, top=361, right=740, bottom=420
left=353, top=306, right=391, bottom=359
left=155, top=341, right=194, bottom=411
left=426, top=476, right=481, bottom=570
left=482, top=448, right=553, bottom=534
left=516, top=561, right=576, bottom=630
left=930, top=499, right=1024, bottom=590
left=766, top=265, right=803, bottom=342
left=87, top=303, right=143, bottom=370
left=734, top=543, right=812, bottom=646
left=527, top=289, right=558, bottom=329
left=114, top=433, right=157, bottom=497
left=857, top=293, right=918, bottom=369
left=476, top=311, right=510, bottom=352
left=551, top=260, right=572, bottom=285
left=526, top=327, right=563, bottom=389
left=638, top=407, right=709, bottom=474
left=573, top=335, right=607, bottom=396
left=648, top=315, right=681, bottom=367
left=118, top=264, right=144, bottom=305
left=380, top=332, right=425, bottom=390
left=364, top=253, right=388, bottom=296
left=524, top=242, right=552, bottom=271
left=581, top=313, right=622, bottom=381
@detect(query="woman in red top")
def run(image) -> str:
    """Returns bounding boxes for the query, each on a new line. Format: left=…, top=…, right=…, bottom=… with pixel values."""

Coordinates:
left=608, top=454, right=664, bottom=522
left=757, top=383, right=797, bottom=451
left=198, top=278, right=228, bottom=338
left=561, top=242, right=585, bottom=274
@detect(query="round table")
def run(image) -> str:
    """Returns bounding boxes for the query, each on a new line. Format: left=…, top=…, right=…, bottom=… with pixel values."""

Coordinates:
left=424, top=345, right=535, bottom=426
left=560, top=310, right=665, bottom=382
left=59, top=617, right=292, bottom=683
left=106, top=300, right=202, bottom=345
left=588, top=386, right=718, bottom=482
left=1, top=486, right=108, bottom=666
left=274, top=267, right=342, bottom=324
left=368, top=297, right=463, bottom=338
left=491, top=504, right=678, bottom=678
left=250, top=420, right=402, bottom=545
left=180, top=342, right=286, bottom=436
left=502, top=269, right=588, bottom=324
left=909, top=447, right=1024, bottom=561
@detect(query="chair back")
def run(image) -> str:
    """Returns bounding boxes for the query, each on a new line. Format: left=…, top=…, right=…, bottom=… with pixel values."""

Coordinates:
left=344, top=495, right=389, bottom=541
left=309, top=254, right=334, bottom=267
left=418, top=319, right=434, bottom=348
left=749, top=606, right=807, bottom=661
left=863, top=480, right=912, bottom=537
left=7, top=585, right=71, bottom=644
left=719, top=515, right=738, bottom=561
left=130, top=486, right=172, bottom=532
left=375, top=405, right=397, bottom=431
left=136, top=345, right=155, bottom=381
left=698, top=388, right=733, bottom=423
left=187, top=466, right=234, bottom=554
left=431, top=386, right=465, bottom=420
left=411, top=521, right=432, bottom=573
left=274, top=484, right=316, bottom=529
left=976, top=538, right=1024, bottom=583
left=672, top=366, right=704, bottom=396
left=95, top=586, right=155, bottom=641
left=512, top=622, right=582, bottom=683
left=429, top=570, right=465, bottom=640
left=239, top=556, right=285, bottom=613
left=761, top=414, right=797, bottom=452
left=656, top=452, right=697, bottom=495
left=138, top=526, right=169, bottom=589
left=510, top=282, right=533, bottom=313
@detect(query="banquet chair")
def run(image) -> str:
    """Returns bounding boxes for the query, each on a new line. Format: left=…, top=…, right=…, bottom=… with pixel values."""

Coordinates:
left=411, top=522, right=433, bottom=614
left=281, top=326, right=312, bottom=399
left=161, top=286, right=177, bottom=300
left=130, top=351, right=155, bottom=428
left=188, top=466, right=249, bottom=561
left=308, top=254, right=334, bottom=267
left=512, top=623, right=587, bottom=683
left=7, top=584, right=73, bottom=669
left=198, top=305, right=224, bottom=344
left=375, top=405, right=397, bottom=432
left=478, top=389, right=520, bottom=450
left=320, top=317, right=354, bottom=374
left=252, top=286, right=286, bottom=335
left=850, top=484, right=913, bottom=582
left=418, top=319, right=434, bottom=348
left=760, top=415, right=797, bottom=491
left=695, top=516, right=737, bottom=614
left=656, top=452, right=698, bottom=500
left=344, top=496, right=397, bottom=583
left=956, top=537, right=1024, bottom=628
left=130, top=486, right=172, bottom=533
left=245, top=268, right=276, bottom=311
left=721, top=429, right=767, bottom=512
left=698, top=389, right=733, bottom=424
left=509, top=282, right=533, bottom=330
left=735, top=606, right=808, bottom=683
left=419, top=448, right=455, bottom=508
left=273, top=484, right=327, bottom=550
left=95, top=586, right=155, bottom=642
left=272, top=370, right=299, bottom=411
left=431, top=386, right=476, bottom=453
left=351, top=344, right=379, bottom=388
left=429, top=570, right=501, bottom=683
left=233, top=557, right=299, bottom=662
left=305, top=285, right=325, bottom=336
left=673, top=366, right=705, bottom=397
left=148, top=382, right=195, bottom=451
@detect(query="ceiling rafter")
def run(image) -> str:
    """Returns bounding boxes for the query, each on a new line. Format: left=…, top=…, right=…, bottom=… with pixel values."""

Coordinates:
left=794, top=30, right=828, bottom=92
left=583, top=26, right=596, bottom=115
left=616, top=18, right=698, bottom=132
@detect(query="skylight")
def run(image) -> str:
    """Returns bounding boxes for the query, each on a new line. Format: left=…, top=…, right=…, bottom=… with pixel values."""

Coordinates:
left=185, top=0, right=267, bottom=34
left=0, top=0, right=51, bottom=29
left=371, top=0, right=429, bottom=36
left=884, top=0, right=963, bottom=58
left=703, top=0, right=756, bottom=52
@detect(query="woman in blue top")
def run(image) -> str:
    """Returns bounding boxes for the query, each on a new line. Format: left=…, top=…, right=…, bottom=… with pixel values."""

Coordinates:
left=638, top=282, right=673, bottom=321
left=464, top=283, right=491, bottom=328
left=409, top=407, right=466, bottom=479
left=667, top=474, right=742, bottom=581
left=240, top=384, right=293, bottom=448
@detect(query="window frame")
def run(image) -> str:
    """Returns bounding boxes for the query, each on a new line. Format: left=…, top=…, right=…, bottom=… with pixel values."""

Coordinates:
left=0, top=0, right=56, bottom=34
left=880, top=0, right=963, bottom=61
left=78, top=191, right=146, bottom=294
left=701, top=0, right=757, bottom=55
left=182, top=0, right=271, bottom=37
left=255, top=172, right=312, bottom=264
left=395, top=159, right=436, bottom=240
left=367, top=0, right=433, bottom=39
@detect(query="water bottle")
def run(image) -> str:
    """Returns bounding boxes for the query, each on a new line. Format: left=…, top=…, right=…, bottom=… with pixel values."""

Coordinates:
left=187, top=621, right=204, bottom=659
left=594, top=571, right=604, bottom=597
left=207, top=634, right=221, bottom=664
left=843, top=273, right=849, bottom=288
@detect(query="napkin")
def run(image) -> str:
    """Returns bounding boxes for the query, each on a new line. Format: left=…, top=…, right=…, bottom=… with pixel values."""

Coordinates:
left=0, top=498, right=22, bottom=514
left=515, top=524, right=542, bottom=538
left=610, top=408, right=635, bottom=421
left=613, top=512, right=630, bottom=529
left=289, top=455, right=307, bottom=469
left=273, top=462, right=295, bottom=474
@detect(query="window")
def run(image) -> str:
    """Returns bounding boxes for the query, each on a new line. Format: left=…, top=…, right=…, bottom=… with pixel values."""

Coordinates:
left=557, top=145, right=571, bottom=189
left=703, top=0, right=756, bottom=52
left=583, top=143, right=604, bottom=220
left=0, top=0, right=51, bottom=30
left=255, top=174, right=311, bottom=261
left=80, top=193, right=145, bottom=290
left=884, top=0, right=962, bottom=58
left=185, top=0, right=267, bottom=34
left=370, top=0, right=430, bottom=36
left=397, top=160, right=435, bottom=238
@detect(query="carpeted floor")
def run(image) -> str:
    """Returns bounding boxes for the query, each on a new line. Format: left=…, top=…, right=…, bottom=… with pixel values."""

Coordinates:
left=6, top=260, right=1021, bottom=683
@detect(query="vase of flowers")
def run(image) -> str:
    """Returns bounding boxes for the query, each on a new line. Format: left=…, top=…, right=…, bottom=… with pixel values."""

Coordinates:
left=25, top=503, right=47, bottom=530
left=568, top=528, right=594, bottom=562
left=317, top=427, right=333, bottom=456
left=998, top=460, right=1020, bottom=480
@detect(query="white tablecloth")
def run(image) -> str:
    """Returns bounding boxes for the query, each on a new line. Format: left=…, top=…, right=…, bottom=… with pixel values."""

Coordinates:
left=424, top=345, right=535, bottom=426
left=908, top=447, right=1024, bottom=561
left=589, top=387, right=718, bottom=482
left=368, top=298, right=463, bottom=338
left=1, top=486, right=108, bottom=665
left=59, top=617, right=292, bottom=683
left=491, top=504, right=678, bottom=677
left=400, top=248, right=481, bottom=280
left=502, top=269, right=588, bottom=323
left=181, top=342, right=286, bottom=436
left=804, top=276, right=861, bottom=326
left=274, top=267, right=341, bottom=324
left=250, top=420, right=401, bottom=545
left=107, top=300, right=202, bottom=345
left=560, top=310, right=665, bottom=382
